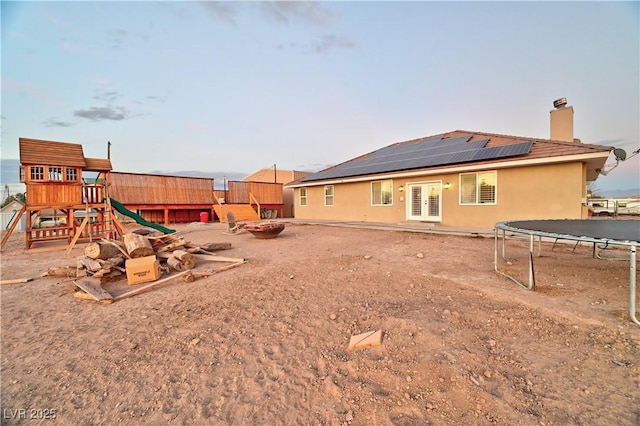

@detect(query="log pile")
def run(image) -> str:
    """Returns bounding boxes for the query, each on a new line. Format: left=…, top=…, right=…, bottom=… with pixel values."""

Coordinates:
left=61, top=232, right=246, bottom=302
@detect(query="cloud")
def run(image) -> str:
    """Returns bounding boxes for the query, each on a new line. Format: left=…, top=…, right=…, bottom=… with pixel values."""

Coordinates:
left=313, top=34, right=356, bottom=53
left=43, top=119, right=73, bottom=128
left=93, top=90, right=120, bottom=102
left=146, top=95, right=167, bottom=103
left=198, top=1, right=238, bottom=26
left=74, top=106, right=131, bottom=121
left=260, top=1, right=333, bottom=26
left=278, top=33, right=356, bottom=54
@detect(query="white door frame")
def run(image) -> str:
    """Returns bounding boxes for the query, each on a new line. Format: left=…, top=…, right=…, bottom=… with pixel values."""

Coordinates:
left=406, top=181, right=442, bottom=222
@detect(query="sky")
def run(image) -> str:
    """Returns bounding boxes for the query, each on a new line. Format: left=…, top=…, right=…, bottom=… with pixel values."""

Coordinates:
left=1, top=1, right=639, bottom=192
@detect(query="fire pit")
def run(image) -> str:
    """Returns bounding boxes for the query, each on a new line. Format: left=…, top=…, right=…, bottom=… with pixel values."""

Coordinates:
left=244, top=222, right=285, bottom=239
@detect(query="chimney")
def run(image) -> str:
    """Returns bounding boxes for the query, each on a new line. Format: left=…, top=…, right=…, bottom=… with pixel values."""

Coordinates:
left=550, top=97, right=575, bottom=142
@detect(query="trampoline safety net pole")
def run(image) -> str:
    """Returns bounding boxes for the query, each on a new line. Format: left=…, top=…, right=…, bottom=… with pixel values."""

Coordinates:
left=631, top=245, right=639, bottom=326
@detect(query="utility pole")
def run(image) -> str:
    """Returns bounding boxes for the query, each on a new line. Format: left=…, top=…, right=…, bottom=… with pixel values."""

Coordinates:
left=274, top=164, right=277, bottom=183
left=107, top=141, right=111, bottom=159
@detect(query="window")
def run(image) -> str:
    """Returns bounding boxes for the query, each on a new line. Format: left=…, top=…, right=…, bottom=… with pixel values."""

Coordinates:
left=299, top=187, right=307, bottom=206
left=371, top=180, right=393, bottom=205
left=460, top=171, right=496, bottom=205
left=324, top=185, right=334, bottom=206
left=48, top=167, right=63, bottom=181
left=19, top=166, right=25, bottom=182
left=66, top=168, right=78, bottom=182
left=30, top=166, right=44, bottom=181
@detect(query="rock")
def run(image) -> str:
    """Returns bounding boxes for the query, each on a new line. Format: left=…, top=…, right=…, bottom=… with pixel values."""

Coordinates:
left=364, top=255, right=372, bottom=260
left=330, top=313, right=337, bottom=320
left=346, top=410, right=354, bottom=422
left=416, top=252, right=424, bottom=258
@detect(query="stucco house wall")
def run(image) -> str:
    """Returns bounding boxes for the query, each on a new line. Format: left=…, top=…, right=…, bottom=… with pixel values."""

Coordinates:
left=293, top=162, right=588, bottom=229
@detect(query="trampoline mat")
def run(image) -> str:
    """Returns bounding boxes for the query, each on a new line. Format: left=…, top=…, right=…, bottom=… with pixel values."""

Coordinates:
left=503, top=219, right=640, bottom=244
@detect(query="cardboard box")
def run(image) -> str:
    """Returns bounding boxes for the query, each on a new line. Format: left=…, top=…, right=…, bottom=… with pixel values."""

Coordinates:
left=125, top=255, right=161, bottom=285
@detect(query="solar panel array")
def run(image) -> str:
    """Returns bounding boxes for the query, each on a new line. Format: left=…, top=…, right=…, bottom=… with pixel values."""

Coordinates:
left=301, top=135, right=533, bottom=182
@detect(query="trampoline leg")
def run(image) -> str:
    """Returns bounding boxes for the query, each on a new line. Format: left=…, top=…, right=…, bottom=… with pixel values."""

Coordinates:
left=493, top=228, right=535, bottom=291
left=529, top=234, right=536, bottom=290
left=630, top=245, right=639, bottom=326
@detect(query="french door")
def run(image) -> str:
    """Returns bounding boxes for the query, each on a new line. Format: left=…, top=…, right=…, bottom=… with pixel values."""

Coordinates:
left=407, top=182, right=442, bottom=222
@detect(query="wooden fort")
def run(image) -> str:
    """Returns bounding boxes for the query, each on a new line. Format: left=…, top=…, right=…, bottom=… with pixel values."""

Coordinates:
left=2, top=138, right=117, bottom=250
left=2, top=138, right=287, bottom=250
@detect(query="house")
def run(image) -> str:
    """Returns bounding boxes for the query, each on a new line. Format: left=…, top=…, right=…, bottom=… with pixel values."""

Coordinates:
left=243, top=167, right=310, bottom=218
left=0, top=199, right=26, bottom=232
left=286, top=100, right=614, bottom=229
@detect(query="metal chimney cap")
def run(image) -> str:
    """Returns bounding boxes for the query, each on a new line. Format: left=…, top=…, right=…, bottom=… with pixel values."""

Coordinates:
left=553, top=97, right=568, bottom=109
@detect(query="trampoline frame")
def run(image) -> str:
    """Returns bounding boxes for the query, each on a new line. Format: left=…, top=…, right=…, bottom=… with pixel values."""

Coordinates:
left=494, top=220, right=638, bottom=326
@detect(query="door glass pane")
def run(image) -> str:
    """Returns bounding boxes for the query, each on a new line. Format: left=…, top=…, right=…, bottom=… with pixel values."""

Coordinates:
left=411, top=187, right=422, bottom=216
left=428, top=186, right=439, bottom=216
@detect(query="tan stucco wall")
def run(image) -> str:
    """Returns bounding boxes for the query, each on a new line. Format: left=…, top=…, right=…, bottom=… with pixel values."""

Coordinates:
left=550, top=106, right=574, bottom=142
left=293, top=162, right=587, bottom=229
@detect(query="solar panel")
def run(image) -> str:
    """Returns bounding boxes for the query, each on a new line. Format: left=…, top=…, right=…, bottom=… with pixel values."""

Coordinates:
left=301, top=136, right=533, bottom=182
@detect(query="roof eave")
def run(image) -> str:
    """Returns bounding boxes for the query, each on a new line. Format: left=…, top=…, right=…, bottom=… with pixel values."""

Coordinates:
left=285, top=151, right=611, bottom=188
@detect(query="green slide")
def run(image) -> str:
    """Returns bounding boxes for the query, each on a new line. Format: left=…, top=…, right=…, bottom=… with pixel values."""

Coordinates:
left=109, top=198, right=176, bottom=234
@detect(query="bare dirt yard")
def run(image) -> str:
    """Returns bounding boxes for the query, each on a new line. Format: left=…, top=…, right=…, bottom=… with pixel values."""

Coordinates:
left=1, top=221, right=638, bottom=425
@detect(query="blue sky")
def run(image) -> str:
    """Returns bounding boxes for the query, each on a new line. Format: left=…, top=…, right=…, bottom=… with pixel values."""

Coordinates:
left=1, top=1, right=638, bottom=191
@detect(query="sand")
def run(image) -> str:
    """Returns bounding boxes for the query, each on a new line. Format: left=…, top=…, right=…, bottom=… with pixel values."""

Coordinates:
left=1, top=221, right=638, bottom=425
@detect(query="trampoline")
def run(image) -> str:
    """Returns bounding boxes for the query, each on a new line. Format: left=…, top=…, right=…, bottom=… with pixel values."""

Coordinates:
left=494, top=219, right=640, bottom=326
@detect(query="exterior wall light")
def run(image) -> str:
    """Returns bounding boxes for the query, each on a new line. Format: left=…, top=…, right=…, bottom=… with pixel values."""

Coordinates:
left=443, top=182, right=451, bottom=189
left=399, top=185, right=404, bottom=192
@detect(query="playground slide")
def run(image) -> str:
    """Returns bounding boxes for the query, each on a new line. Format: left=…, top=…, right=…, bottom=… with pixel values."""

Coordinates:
left=109, top=198, right=176, bottom=234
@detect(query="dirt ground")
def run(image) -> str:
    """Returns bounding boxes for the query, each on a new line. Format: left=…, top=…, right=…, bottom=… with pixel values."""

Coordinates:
left=1, top=221, right=638, bottom=425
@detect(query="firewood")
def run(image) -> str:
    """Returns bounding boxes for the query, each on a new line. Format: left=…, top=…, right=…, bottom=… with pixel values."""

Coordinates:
left=155, top=238, right=188, bottom=253
left=186, top=242, right=232, bottom=251
left=123, top=233, right=155, bottom=258
left=45, top=267, right=78, bottom=278
left=100, top=239, right=131, bottom=259
left=182, top=272, right=195, bottom=283
left=172, top=250, right=196, bottom=269
left=77, top=256, right=102, bottom=273
left=167, top=256, right=188, bottom=272
left=85, top=241, right=122, bottom=260
left=97, top=255, right=126, bottom=269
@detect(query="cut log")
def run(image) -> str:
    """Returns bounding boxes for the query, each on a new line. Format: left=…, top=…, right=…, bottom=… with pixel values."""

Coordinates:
left=85, top=241, right=122, bottom=260
left=172, top=250, right=196, bottom=269
left=45, top=267, right=78, bottom=278
left=100, top=239, right=131, bottom=259
left=186, top=242, right=232, bottom=251
left=155, top=238, right=188, bottom=253
left=182, top=272, right=195, bottom=283
left=78, top=256, right=103, bottom=273
left=97, top=255, right=126, bottom=269
left=123, top=233, right=155, bottom=258
left=167, top=256, right=188, bottom=272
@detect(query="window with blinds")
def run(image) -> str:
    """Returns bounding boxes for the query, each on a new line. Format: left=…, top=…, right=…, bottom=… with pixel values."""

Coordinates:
left=371, top=180, right=393, bottom=206
left=460, top=171, right=496, bottom=205
left=324, top=185, right=334, bottom=206
left=299, top=187, right=307, bottom=206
